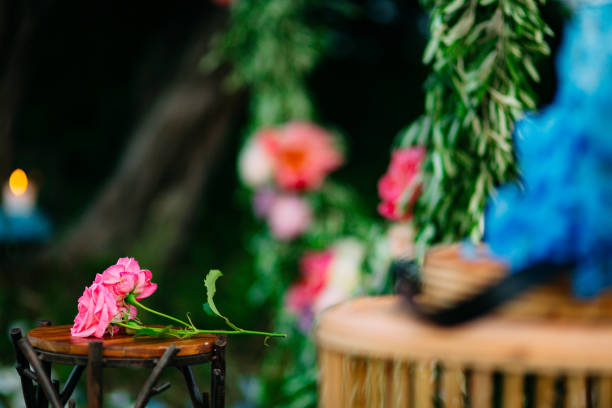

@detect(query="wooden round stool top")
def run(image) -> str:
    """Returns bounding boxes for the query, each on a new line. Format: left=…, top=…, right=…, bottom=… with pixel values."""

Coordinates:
left=27, top=325, right=219, bottom=362
left=317, top=295, right=612, bottom=373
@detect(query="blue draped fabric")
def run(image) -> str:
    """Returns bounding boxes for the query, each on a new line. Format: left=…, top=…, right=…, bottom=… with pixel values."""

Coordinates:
left=484, top=3, right=612, bottom=297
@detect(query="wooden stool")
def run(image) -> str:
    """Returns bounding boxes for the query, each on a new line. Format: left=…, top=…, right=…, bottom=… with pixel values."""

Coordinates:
left=316, top=295, right=612, bottom=407
left=10, top=321, right=226, bottom=408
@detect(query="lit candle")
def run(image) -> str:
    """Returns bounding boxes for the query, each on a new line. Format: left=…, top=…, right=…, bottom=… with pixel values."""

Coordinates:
left=2, top=169, right=37, bottom=216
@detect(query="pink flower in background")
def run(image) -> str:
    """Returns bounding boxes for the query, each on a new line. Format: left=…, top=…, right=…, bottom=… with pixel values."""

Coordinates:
left=94, top=257, right=157, bottom=302
left=378, top=147, right=425, bottom=221
left=286, top=239, right=365, bottom=331
left=286, top=250, right=333, bottom=313
left=262, top=122, right=343, bottom=191
left=71, top=283, right=119, bottom=338
left=267, top=195, right=313, bottom=240
left=252, top=188, right=278, bottom=219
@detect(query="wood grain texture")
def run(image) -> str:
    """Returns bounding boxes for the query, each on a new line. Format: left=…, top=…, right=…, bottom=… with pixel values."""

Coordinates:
left=565, top=374, right=587, bottom=408
left=414, top=361, right=433, bottom=408
left=441, top=364, right=463, bottom=408
left=365, top=358, right=385, bottom=407
left=391, top=361, right=410, bottom=408
left=27, top=325, right=218, bottom=358
left=502, top=372, right=523, bottom=408
left=470, top=369, right=492, bottom=408
left=345, top=357, right=366, bottom=407
left=535, top=375, right=555, bottom=408
left=599, top=376, right=612, bottom=408
left=319, top=349, right=344, bottom=408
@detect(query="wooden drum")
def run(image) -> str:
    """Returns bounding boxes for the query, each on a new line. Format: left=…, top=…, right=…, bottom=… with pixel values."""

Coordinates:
left=316, top=246, right=612, bottom=407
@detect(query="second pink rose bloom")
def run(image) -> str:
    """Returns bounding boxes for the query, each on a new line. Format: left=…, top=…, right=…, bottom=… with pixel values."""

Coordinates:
left=94, top=257, right=157, bottom=301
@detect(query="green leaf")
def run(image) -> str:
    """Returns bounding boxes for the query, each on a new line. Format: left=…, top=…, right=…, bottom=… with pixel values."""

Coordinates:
left=134, top=327, right=160, bottom=337
left=476, top=51, right=497, bottom=84
left=202, top=303, right=215, bottom=316
left=443, top=0, right=465, bottom=15
left=422, top=38, right=439, bottom=64
left=204, top=269, right=222, bottom=314
left=204, top=269, right=241, bottom=331
left=489, top=88, right=523, bottom=109
left=523, top=56, right=540, bottom=82
left=442, top=8, right=474, bottom=46
left=133, top=325, right=182, bottom=339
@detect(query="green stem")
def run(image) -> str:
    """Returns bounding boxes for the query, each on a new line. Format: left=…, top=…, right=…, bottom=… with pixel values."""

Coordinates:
left=126, top=294, right=192, bottom=329
left=112, top=321, right=286, bottom=338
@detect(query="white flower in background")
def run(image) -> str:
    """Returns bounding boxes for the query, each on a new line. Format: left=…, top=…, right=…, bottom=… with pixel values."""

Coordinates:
left=0, top=365, right=25, bottom=408
left=0, top=366, right=20, bottom=395
left=313, top=238, right=365, bottom=314
left=267, top=195, right=313, bottom=241
left=238, top=135, right=274, bottom=188
left=387, top=222, right=416, bottom=259
left=312, top=286, right=347, bottom=315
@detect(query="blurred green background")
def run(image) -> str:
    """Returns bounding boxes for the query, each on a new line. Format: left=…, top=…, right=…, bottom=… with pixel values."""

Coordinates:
left=0, top=1, right=563, bottom=406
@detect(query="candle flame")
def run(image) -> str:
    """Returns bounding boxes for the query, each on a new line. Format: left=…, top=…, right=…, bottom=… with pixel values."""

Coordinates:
left=9, top=169, right=28, bottom=196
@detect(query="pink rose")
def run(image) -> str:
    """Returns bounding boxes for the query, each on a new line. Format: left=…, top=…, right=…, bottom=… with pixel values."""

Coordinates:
left=267, top=195, right=312, bottom=240
left=94, top=257, right=157, bottom=301
left=377, top=147, right=425, bottom=221
left=261, top=122, right=343, bottom=191
left=71, top=283, right=119, bottom=338
left=285, top=250, right=333, bottom=313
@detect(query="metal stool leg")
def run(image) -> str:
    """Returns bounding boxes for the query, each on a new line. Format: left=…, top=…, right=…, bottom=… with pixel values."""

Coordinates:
left=60, top=365, right=85, bottom=405
left=87, top=341, right=103, bottom=408
left=134, top=344, right=178, bottom=408
left=17, top=338, right=62, bottom=408
left=210, top=337, right=226, bottom=408
left=9, top=328, right=37, bottom=407
left=36, top=320, right=53, bottom=408
left=177, top=365, right=207, bottom=408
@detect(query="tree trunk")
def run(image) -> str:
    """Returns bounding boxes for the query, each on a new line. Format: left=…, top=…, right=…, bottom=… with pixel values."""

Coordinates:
left=47, top=10, right=243, bottom=266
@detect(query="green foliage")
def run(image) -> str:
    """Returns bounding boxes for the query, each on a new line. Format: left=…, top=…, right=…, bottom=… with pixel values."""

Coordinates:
left=401, top=0, right=552, bottom=254
left=254, top=313, right=319, bottom=408
left=246, top=182, right=379, bottom=308
left=205, top=0, right=338, bottom=128
left=204, top=269, right=241, bottom=330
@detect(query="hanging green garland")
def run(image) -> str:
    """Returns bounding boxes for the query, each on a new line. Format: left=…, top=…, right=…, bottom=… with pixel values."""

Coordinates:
left=399, top=0, right=552, bottom=255
left=207, top=2, right=382, bottom=407
left=205, top=0, right=341, bottom=128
